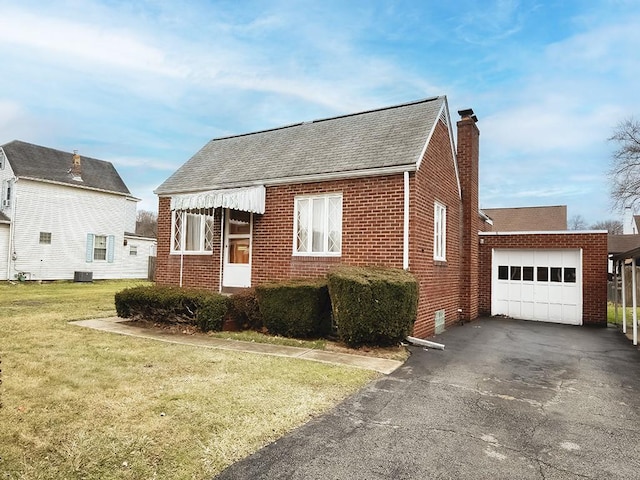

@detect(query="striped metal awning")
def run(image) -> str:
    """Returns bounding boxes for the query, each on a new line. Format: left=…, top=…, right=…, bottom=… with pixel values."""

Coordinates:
left=170, top=185, right=265, bottom=214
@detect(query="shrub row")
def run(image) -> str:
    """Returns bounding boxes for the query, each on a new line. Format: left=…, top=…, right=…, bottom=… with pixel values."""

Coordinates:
left=114, top=285, right=229, bottom=332
left=328, top=266, right=418, bottom=346
left=256, top=280, right=331, bottom=338
left=114, top=265, right=418, bottom=346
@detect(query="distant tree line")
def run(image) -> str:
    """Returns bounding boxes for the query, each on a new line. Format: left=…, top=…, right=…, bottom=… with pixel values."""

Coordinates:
left=136, top=210, right=157, bottom=238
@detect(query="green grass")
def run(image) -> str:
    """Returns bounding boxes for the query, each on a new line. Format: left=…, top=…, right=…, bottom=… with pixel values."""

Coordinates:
left=607, top=301, right=640, bottom=326
left=0, top=280, right=377, bottom=479
left=208, top=330, right=327, bottom=349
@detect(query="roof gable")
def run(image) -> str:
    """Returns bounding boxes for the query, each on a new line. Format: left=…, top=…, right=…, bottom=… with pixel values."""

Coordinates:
left=156, top=96, right=447, bottom=195
left=2, top=140, right=131, bottom=195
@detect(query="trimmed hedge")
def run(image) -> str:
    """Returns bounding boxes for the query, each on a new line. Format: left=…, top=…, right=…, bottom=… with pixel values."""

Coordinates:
left=228, top=288, right=263, bottom=331
left=114, top=285, right=229, bottom=332
left=327, top=266, right=418, bottom=347
left=255, top=280, right=331, bottom=338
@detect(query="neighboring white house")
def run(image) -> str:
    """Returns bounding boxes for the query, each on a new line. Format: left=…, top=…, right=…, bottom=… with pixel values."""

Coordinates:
left=0, top=140, right=156, bottom=281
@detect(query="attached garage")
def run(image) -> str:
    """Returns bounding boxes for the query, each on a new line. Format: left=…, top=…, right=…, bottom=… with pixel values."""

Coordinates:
left=478, top=231, right=608, bottom=327
left=491, top=249, right=582, bottom=325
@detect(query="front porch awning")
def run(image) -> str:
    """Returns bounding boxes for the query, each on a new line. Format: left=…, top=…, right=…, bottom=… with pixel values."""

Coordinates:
left=170, top=185, right=266, bottom=214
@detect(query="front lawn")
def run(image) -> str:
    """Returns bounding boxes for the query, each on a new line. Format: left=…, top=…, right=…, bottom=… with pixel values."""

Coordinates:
left=0, top=280, right=377, bottom=479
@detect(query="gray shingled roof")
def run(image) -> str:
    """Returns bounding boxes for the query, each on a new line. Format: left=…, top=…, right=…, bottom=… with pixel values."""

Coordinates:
left=608, top=234, right=640, bottom=255
left=2, top=140, right=131, bottom=195
left=156, top=96, right=446, bottom=195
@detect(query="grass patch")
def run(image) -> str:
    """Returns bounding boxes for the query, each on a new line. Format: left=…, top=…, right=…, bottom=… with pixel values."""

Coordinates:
left=607, top=301, right=640, bottom=326
left=0, top=280, right=377, bottom=479
left=209, top=330, right=327, bottom=350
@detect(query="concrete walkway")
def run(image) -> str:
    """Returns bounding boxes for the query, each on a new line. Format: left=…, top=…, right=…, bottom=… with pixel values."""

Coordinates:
left=70, top=317, right=403, bottom=374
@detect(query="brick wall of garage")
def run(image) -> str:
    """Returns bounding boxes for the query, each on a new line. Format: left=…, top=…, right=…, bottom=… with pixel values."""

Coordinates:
left=478, top=232, right=608, bottom=326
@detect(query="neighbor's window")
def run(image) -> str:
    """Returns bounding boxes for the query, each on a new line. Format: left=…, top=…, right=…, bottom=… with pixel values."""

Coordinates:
left=294, top=194, right=342, bottom=255
left=39, top=232, right=52, bottom=244
left=434, top=201, right=447, bottom=261
left=172, top=209, right=215, bottom=254
left=130, top=245, right=138, bottom=256
left=94, top=235, right=107, bottom=260
left=86, top=234, right=114, bottom=263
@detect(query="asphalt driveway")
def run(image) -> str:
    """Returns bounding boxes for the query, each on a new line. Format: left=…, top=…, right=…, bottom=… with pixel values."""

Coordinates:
left=215, top=317, right=640, bottom=479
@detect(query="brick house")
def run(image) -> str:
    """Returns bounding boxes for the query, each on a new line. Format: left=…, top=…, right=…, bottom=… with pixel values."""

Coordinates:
left=154, top=96, right=608, bottom=337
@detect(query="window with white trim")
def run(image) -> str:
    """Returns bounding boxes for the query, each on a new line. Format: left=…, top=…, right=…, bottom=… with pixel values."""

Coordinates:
left=434, top=201, right=447, bottom=261
left=94, top=235, right=108, bottom=260
left=294, top=194, right=342, bottom=256
left=85, top=234, right=115, bottom=263
left=129, top=245, right=138, bottom=256
left=171, top=210, right=215, bottom=254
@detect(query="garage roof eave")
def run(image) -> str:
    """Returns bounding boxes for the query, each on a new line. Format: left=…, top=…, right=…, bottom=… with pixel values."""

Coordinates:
left=612, top=246, right=640, bottom=263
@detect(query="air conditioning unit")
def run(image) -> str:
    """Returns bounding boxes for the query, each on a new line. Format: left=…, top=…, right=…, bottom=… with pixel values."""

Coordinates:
left=74, top=271, right=93, bottom=282
left=1, top=199, right=9, bottom=208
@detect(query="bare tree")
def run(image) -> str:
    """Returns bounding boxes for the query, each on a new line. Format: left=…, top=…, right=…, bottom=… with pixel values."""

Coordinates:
left=590, top=219, right=623, bottom=234
left=609, top=117, right=640, bottom=211
left=568, top=214, right=588, bottom=230
left=136, top=210, right=158, bottom=238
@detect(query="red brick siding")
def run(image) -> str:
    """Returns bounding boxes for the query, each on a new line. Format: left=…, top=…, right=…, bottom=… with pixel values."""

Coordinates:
left=478, top=233, right=608, bottom=326
left=154, top=197, right=222, bottom=292
left=457, top=116, right=480, bottom=321
left=252, top=176, right=405, bottom=283
left=410, top=120, right=463, bottom=337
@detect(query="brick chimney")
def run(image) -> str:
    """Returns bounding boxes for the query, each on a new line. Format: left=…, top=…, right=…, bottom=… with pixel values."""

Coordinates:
left=457, top=108, right=480, bottom=321
left=71, top=150, right=82, bottom=181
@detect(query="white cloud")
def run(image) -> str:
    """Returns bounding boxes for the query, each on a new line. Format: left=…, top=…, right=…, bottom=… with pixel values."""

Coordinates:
left=0, top=9, right=184, bottom=78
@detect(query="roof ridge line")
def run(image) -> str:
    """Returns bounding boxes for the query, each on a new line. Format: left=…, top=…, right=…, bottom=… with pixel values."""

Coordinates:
left=3, top=140, right=113, bottom=165
left=210, top=96, right=444, bottom=142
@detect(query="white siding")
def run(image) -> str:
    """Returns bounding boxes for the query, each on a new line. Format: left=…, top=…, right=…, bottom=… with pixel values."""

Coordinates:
left=0, top=224, right=9, bottom=280
left=9, top=179, right=148, bottom=280
left=0, top=155, right=15, bottom=217
left=124, top=197, right=138, bottom=233
left=117, top=236, right=156, bottom=279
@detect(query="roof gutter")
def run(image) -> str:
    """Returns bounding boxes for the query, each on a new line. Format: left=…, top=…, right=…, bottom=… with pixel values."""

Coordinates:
left=17, top=175, right=136, bottom=198
left=155, top=164, right=417, bottom=197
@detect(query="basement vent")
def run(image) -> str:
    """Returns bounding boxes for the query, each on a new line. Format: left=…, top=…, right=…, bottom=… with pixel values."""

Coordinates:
left=435, top=309, right=446, bottom=335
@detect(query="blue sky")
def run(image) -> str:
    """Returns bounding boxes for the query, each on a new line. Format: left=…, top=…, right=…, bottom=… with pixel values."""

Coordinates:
left=0, top=0, right=638, bottom=224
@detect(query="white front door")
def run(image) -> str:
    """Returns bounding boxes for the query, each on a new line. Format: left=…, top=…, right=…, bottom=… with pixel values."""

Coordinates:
left=223, top=209, right=252, bottom=288
left=491, top=249, right=582, bottom=325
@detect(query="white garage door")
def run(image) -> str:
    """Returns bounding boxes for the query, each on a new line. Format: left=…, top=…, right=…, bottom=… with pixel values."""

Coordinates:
left=492, top=249, right=582, bottom=325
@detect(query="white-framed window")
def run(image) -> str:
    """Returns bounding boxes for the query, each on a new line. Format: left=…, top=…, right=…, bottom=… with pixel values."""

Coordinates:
left=129, top=245, right=138, bottom=256
left=294, top=193, right=342, bottom=256
left=86, top=234, right=115, bottom=263
left=171, top=210, right=215, bottom=254
left=39, top=232, right=52, bottom=245
left=94, top=235, right=108, bottom=260
left=434, top=201, right=447, bottom=261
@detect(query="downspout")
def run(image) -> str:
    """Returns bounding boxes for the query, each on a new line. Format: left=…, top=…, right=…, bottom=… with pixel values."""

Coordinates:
left=633, top=257, right=638, bottom=346
left=621, top=260, right=626, bottom=334
left=219, top=208, right=225, bottom=293
left=403, top=171, right=409, bottom=270
left=6, top=177, right=17, bottom=280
